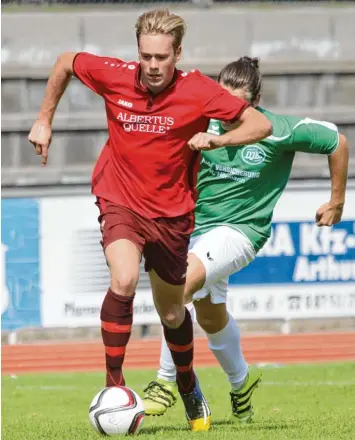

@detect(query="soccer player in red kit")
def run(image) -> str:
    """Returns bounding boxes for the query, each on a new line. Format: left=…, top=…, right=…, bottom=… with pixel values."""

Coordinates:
left=28, top=9, right=271, bottom=431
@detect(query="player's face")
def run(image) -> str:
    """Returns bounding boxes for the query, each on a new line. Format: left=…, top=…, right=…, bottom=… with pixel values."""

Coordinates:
left=138, top=34, right=181, bottom=94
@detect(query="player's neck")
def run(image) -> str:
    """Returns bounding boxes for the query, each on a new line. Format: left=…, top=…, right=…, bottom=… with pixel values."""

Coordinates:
left=139, top=70, right=178, bottom=95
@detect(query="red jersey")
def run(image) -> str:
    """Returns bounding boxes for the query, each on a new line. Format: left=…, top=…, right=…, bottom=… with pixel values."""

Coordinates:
left=73, top=53, right=249, bottom=218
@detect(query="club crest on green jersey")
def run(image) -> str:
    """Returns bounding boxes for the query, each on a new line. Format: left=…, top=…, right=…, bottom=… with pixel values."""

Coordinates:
left=241, top=145, right=266, bottom=165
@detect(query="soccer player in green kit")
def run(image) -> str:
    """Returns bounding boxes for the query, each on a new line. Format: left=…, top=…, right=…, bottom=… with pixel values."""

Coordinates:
left=143, top=57, right=349, bottom=422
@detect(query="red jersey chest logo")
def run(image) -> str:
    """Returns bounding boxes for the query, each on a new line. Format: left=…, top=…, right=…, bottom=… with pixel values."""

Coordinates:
left=109, top=92, right=178, bottom=135
left=107, top=78, right=200, bottom=136
left=116, top=111, right=175, bottom=134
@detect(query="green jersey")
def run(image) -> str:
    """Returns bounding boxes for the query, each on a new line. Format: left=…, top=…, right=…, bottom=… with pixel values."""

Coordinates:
left=193, top=107, right=339, bottom=252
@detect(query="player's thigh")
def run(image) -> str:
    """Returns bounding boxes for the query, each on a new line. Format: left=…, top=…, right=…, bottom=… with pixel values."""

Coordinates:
left=145, top=214, right=193, bottom=326
left=190, top=226, right=256, bottom=287
left=193, top=276, right=229, bottom=308
left=190, top=226, right=255, bottom=305
left=97, top=199, right=144, bottom=294
left=184, top=251, right=206, bottom=304
left=194, top=294, right=228, bottom=334
left=147, top=245, right=187, bottom=327
left=149, top=269, right=185, bottom=328
left=184, top=232, right=225, bottom=304
left=105, top=240, right=141, bottom=294
left=145, top=212, right=193, bottom=288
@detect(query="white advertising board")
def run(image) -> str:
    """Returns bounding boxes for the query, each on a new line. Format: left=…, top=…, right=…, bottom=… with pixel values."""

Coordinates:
left=40, top=187, right=355, bottom=327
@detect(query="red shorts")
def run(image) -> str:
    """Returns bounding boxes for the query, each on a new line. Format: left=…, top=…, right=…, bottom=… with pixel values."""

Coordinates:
left=96, top=198, right=194, bottom=286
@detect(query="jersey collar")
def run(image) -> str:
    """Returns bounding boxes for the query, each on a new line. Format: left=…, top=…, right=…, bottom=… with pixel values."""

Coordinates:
left=135, top=65, right=178, bottom=94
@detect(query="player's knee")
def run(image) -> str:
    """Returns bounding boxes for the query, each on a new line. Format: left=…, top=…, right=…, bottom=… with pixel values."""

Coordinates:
left=197, top=310, right=228, bottom=334
left=110, top=272, right=138, bottom=297
left=195, top=296, right=228, bottom=333
left=160, top=307, right=185, bottom=329
left=197, top=314, right=219, bottom=333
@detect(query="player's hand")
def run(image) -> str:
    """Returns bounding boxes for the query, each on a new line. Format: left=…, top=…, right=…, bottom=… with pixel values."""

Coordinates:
left=28, top=120, right=52, bottom=166
left=188, top=133, right=223, bottom=151
left=315, top=201, right=343, bottom=227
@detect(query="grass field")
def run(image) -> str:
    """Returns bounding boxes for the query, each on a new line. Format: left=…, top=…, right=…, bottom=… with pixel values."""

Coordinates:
left=2, top=362, right=355, bottom=440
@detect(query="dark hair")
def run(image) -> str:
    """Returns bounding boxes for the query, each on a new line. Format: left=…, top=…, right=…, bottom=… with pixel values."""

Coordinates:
left=217, top=56, right=262, bottom=103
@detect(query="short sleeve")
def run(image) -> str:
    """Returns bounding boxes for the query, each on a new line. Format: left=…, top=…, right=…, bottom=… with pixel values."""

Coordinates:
left=197, top=73, right=249, bottom=122
left=283, top=117, right=339, bottom=155
left=73, top=52, right=125, bottom=96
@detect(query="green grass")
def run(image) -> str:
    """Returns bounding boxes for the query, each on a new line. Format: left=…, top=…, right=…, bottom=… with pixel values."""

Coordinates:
left=2, top=362, right=355, bottom=439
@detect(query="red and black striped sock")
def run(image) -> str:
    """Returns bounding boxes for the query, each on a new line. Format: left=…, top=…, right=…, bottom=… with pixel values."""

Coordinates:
left=163, top=307, right=196, bottom=394
left=100, top=289, right=134, bottom=387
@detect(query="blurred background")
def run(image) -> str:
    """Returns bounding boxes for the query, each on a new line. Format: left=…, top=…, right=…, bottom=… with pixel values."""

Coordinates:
left=1, top=0, right=355, bottom=347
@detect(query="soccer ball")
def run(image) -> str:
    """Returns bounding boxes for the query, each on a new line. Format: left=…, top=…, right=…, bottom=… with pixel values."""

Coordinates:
left=89, top=386, right=145, bottom=436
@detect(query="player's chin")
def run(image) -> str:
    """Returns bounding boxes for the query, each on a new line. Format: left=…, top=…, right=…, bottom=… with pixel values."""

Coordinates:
left=147, top=76, right=163, bottom=85
left=148, top=77, right=167, bottom=90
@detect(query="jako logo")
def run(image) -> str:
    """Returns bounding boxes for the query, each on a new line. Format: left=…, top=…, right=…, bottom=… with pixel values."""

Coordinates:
left=241, top=146, right=266, bottom=165
left=118, top=99, right=133, bottom=108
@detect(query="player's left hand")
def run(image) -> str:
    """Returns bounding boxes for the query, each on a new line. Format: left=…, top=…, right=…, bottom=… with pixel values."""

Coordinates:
left=188, top=133, right=223, bottom=151
left=315, top=201, right=343, bottom=227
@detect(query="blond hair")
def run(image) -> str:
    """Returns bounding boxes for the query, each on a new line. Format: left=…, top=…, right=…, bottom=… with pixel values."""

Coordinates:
left=135, top=8, right=187, bottom=51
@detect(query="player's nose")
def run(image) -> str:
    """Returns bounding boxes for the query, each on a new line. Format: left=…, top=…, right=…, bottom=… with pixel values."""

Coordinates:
left=149, top=57, right=158, bottom=70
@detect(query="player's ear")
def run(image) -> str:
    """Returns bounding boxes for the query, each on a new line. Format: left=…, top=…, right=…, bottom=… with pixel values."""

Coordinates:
left=175, top=45, right=182, bottom=63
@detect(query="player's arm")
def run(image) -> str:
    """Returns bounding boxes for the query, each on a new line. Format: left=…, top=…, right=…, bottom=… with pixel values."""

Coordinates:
left=287, top=119, right=349, bottom=226
left=316, top=133, right=349, bottom=226
left=189, top=106, right=272, bottom=151
left=29, top=52, right=113, bottom=166
left=36, top=52, right=76, bottom=125
left=28, top=52, right=77, bottom=166
left=188, top=73, right=272, bottom=151
left=216, top=107, right=272, bottom=147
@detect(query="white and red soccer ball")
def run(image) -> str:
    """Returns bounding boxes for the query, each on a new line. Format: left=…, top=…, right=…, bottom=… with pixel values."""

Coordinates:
left=89, top=386, right=145, bottom=436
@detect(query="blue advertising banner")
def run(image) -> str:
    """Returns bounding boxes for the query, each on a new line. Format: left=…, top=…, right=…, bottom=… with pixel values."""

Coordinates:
left=229, top=221, right=355, bottom=285
left=1, top=199, right=41, bottom=330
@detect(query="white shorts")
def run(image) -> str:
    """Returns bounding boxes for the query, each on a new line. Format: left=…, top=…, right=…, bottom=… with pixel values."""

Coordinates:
left=189, top=226, right=256, bottom=304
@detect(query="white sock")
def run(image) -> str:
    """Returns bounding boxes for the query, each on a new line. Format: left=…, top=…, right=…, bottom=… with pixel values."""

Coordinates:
left=157, top=303, right=196, bottom=382
left=207, top=313, right=248, bottom=390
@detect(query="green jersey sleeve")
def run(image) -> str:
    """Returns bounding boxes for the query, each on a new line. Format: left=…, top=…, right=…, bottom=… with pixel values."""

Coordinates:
left=282, top=117, right=339, bottom=155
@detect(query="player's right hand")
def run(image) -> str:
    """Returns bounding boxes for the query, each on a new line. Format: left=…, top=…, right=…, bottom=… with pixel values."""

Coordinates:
left=315, top=201, right=343, bottom=227
left=28, top=120, right=52, bottom=166
left=188, top=132, right=223, bottom=151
